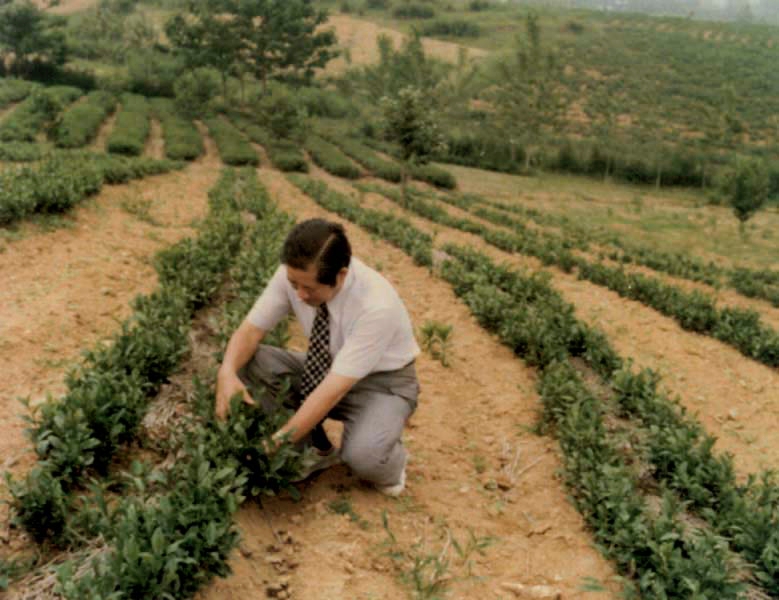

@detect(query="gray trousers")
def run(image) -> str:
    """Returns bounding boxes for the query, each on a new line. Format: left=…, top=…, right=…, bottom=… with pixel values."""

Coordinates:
left=239, top=345, right=419, bottom=487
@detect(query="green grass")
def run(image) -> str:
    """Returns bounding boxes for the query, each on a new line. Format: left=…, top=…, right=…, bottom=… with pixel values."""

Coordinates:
left=446, top=164, right=779, bottom=270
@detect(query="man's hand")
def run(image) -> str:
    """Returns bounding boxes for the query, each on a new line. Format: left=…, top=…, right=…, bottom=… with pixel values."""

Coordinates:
left=215, top=369, right=255, bottom=420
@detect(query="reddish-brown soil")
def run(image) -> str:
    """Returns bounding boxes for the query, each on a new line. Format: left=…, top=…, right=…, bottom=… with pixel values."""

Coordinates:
left=323, top=14, right=488, bottom=75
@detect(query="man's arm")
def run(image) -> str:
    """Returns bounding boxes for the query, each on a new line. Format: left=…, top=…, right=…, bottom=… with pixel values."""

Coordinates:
left=215, top=319, right=266, bottom=420
left=273, top=372, right=357, bottom=445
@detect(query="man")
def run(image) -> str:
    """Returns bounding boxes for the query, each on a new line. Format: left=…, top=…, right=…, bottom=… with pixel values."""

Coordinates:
left=216, top=218, right=420, bottom=496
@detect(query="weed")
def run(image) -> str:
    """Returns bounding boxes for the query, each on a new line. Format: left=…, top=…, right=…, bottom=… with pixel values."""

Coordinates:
left=418, top=320, right=453, bottom=367
left=472, top=454, right=487, bottom=474
left=120, top=196, right=158, bottom=225
left=328, top=495, right=371, bottom=530
left=380, top=512, right=495, bottom=598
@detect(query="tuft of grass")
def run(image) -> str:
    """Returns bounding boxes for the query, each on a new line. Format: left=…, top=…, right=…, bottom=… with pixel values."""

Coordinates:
left=120, top=196, right=159, bottom=225
left=418, top=321, right=453, bottom=367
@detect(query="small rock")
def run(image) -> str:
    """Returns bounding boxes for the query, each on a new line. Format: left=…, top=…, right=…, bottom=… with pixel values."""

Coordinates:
left=459, top=485, right=470, bottom=494
left=727, top=409, right=738, bottom=420
left=290, top=514, right=302, bottom=525
left=495, top=475, right=514, bottom=491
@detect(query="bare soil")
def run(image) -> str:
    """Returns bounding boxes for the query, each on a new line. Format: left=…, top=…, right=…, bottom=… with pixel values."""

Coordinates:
left=323, top=14, right=488, bottom=75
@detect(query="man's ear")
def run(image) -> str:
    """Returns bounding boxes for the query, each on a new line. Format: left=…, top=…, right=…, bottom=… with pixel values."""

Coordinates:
left=336, top=267, right=348, bottom=287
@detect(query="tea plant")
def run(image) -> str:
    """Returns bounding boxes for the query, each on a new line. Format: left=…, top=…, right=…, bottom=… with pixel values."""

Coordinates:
left=205, top=116, right=259, bottom=166
left=150, top=97, right=203, bottom=161
left=54, top=90, right=116, bottom=149
left=107, top=94, right=151, bottom=156
left=305, top=135, right=362, bottom=179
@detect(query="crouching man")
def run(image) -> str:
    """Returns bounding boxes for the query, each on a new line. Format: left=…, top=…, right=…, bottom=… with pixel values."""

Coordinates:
left=215, top=218, right=420, bottom=496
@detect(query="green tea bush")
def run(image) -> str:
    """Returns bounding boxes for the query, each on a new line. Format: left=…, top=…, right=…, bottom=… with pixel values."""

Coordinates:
left=205, top=117, right=259, bottom=166
left=296, top=86, right=356, bottom=119
left=54, top=90, right=116, bottom=148
left=305, top=135, right=362, bottom=179
left=0, top=78, right=36, bottom=108
left=442, top=132, right=523, bottom=173
left=107, top=94, right=151, bottom=156
left=150, top=98, right=203, bottom=161
left=173, top=67, right=220, bottom=117
left=393, top=4, right=435, bottom=18
left=225, top=111, right=308, bottom=172
left=409, top=162, right=456, bottom=189
left=0, top=141, right=45, bottom=161
left=320, top=133, right=402, bottom=182
left=0, top=86, right=81, bottom=142
left=421, top=20, right=481, bottom=38
left=293, top=174, right=777, bottom=598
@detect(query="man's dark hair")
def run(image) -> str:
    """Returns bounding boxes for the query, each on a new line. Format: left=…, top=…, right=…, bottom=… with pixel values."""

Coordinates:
left=281, top=219, right=351, bottom=286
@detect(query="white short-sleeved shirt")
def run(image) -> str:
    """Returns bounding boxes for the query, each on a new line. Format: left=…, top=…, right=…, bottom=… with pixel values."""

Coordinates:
left=247, top=258, right=420, bottom=379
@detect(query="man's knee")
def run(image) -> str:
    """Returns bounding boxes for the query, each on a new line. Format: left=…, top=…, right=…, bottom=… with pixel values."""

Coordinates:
left=341, top=430, right=397, bottom=482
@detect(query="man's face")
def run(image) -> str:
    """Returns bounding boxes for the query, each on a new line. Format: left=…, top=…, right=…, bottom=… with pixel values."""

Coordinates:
left=286, top=264, right=346, bottom=307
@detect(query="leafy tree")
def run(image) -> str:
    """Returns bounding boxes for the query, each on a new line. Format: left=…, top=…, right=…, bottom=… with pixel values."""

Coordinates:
left=720, top=156, right=770, bottom=231
left=587, top=81, right=621, bottom=180
left=255, top=82, right=308, bottom=142
left=489, top=13, right=567, bottom=170
left=174, top=67, right=220, bottom=117
left=231, top=0, right=337, bottom=89
left=166, top=0, right=337, bottom=96
left=0, top=1, right=67, bottom=77
left=381, top=86, right=446, bottom=184
left=165, top=3, right=242, bottom=98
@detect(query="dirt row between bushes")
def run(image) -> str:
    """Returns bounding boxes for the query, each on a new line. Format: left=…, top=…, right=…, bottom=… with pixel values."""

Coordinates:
left=194, top=164, right=620, bottom=600
left=0, top=133, right=221, bottom=491
left=311, top=166, right=779, bottom=480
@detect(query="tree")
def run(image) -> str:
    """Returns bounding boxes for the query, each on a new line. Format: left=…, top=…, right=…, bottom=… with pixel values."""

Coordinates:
left=167, top=0, right=337, bottom=96
left=719, top=156, right=770, bottom=233
left=381, top=86, right=446, bottom=184
left=0, top=1, right=67, bottom=77
left=231, top=0, right=337, bottom=89
left=587, top=80, right=619, bottom=180
left=489, top=13, right=567, bottom=170
left=165, top=3, right=242, bottom=98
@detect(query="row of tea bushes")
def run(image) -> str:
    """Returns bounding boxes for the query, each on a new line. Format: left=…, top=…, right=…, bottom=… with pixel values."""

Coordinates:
left=0, top=153, right=184, bottom=226
left=316, top=130, right=402, bottom=183
left=238, top=120, right=308, bottom=173
left=0, top=78, right=36, bottom=108
left=304, top=135, right=362, bottom=179
left=150, top=98, right=203, bottom=161
left=204, top=116, right=259, bottom=166
left=0, top=142, right=45, bottom=161
left=107, top=94, right=151, bottom=156
left=360, top=136, right=457, bottom=189
left=391, top=185, right=779, bottom=369
left=54, top=90, right=116, bottom=149
left=0, top=86, right=82, bottom=142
